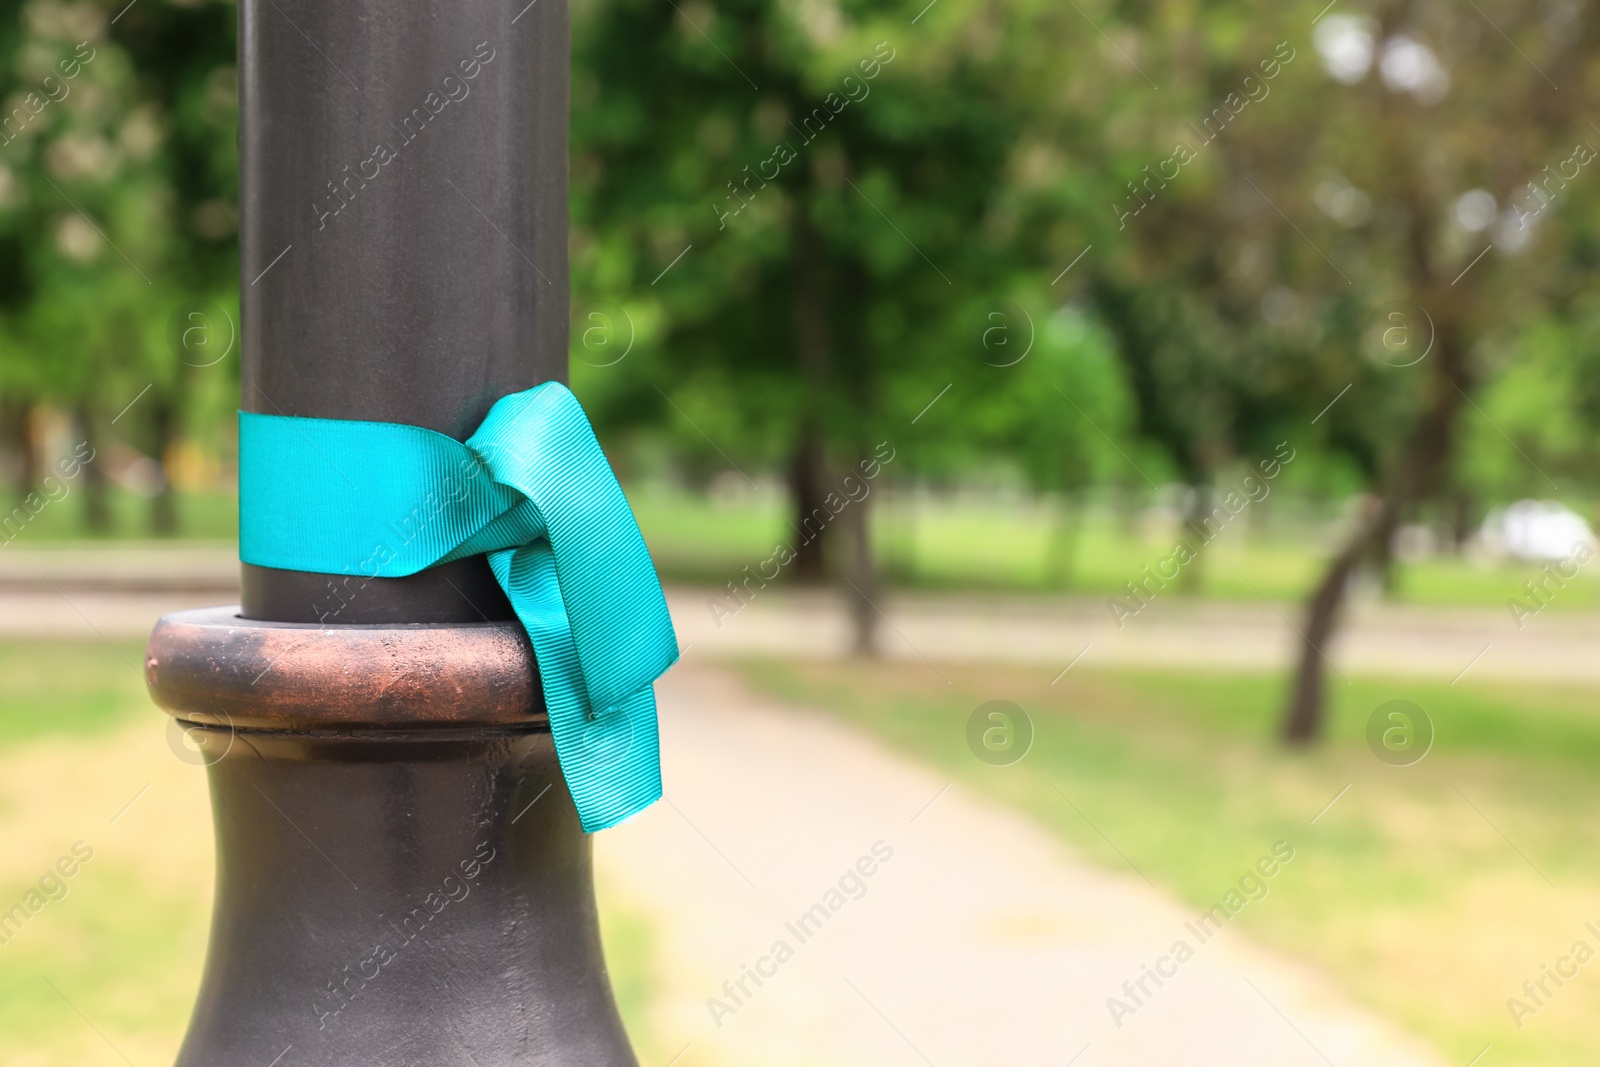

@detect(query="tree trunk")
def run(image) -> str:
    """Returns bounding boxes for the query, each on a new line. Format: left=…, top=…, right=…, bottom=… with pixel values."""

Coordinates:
left=790, top=205, right=833, bottom=583
left=843, top=460, right=879, bottom=657
left=1281, top=510, right=1381, bottom=744
left=3, top=399, right=37, bottom=502
left=1449, top=490, right=1475, bottom=553
left=148, top=392, right=179, bottom=536
left=1045, top=490, right=1082, bottom=589
left=1114, top=480, right=1141, bottom=537
left=1370, top=509, right=1399, bottom=599
left=1283, top=339, right=1465, bottom=743
left=1247, top=482, right=1271, bottom=540
left=1179, top=482, right=1211, bottom=594
left=788, top=434, right=830, bottom=582
left=75, top=403, right=112, bottom=534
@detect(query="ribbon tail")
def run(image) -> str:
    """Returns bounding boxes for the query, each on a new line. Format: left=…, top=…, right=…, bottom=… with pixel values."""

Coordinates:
left=470, top=384, right=679, bottom=711
left=488, top=545, right=663, bottom=832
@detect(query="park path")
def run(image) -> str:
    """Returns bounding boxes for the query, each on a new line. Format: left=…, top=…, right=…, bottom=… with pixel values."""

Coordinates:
left=596, top=663, right=1450, bottom=1067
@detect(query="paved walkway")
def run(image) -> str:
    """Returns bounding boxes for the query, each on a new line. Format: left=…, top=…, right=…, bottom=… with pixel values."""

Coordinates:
left=597, top=664, right=1449, bottom=1067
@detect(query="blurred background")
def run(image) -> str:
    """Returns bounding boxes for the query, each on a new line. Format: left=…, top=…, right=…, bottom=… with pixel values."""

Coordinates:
left=3, top=0, right=1600, bottom=1064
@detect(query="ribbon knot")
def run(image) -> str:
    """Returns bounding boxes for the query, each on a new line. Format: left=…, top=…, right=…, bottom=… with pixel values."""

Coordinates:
left=239, top=382, right=677, bottom=831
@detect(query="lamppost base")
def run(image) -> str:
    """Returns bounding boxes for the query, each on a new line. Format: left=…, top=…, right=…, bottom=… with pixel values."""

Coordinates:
left=146, top=608, right=638, bottom=1067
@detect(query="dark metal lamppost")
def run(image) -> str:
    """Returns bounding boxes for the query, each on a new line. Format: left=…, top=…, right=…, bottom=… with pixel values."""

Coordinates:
left=145, top=0, right=640, bottom=1061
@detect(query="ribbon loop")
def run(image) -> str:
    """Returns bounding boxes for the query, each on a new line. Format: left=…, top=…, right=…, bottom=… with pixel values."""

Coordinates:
left=239, top=382, right=677, bottom=831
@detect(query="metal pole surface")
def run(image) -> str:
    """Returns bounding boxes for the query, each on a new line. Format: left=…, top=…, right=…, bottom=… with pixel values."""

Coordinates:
left=238, top=0, right=568, bottom=624
left=145, top=2, right=640, bottom=1063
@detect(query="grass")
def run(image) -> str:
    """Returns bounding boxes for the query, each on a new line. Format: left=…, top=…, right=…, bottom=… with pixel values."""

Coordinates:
left=736, top=656, right=1600, bottom=1066
left=0, top=641, right=148, bottom=746
left=1, top=487, right=237, bottom=543
left=0, top=861, right=210, bottom=1067
left=0, top=639, right=667, bottom=1067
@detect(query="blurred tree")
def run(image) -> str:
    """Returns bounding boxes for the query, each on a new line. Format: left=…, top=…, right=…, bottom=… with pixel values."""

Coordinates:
left=1263, top=2, right=1600, bottom=741
left=0, top=0, right=237, bottom=535
left=112, top=0, right=237, bottom=534
left=572, top=0, right=1090, bottom=652
left=1055, top=0, right=1600, bottom=740
left=1089, top=279, right=1242, bottom=592
left=954, top=301, right=1138, bottom=587
left=996, top=7, right=1324, bottom=599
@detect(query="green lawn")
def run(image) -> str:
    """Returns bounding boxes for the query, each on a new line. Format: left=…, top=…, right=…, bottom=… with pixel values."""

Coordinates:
left=0, top=641, right=149, bottom=744
left=738, top=657, right=1600, bottom=1066
left=0, top=487, right=238, bottom=543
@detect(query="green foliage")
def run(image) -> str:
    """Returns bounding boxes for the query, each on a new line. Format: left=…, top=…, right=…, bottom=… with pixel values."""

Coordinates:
left=1, top=0, right=1599, bottom=572
left=570, top=0, right=1100, bottom=483
left=0, top=0, right=238, bottom=529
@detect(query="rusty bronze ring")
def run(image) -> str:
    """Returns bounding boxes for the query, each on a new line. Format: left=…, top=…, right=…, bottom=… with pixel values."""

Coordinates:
left=146, top=607, right=544, bottom=730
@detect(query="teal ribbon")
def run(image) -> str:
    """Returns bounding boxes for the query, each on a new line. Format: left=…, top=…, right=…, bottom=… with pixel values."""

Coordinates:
left=239, top=383, right=677, bottom=832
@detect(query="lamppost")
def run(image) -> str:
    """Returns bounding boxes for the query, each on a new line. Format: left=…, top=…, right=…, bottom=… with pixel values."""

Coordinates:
left=145, top=0, right=641, bottom=1061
